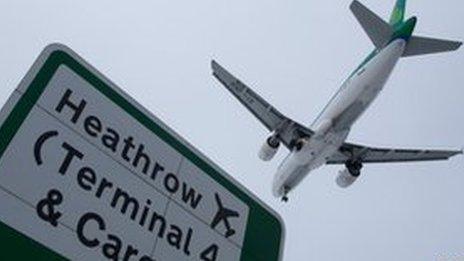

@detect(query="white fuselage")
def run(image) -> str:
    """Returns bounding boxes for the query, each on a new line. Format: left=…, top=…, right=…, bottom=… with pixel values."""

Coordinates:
left=272, top=39, right=407, bottom=197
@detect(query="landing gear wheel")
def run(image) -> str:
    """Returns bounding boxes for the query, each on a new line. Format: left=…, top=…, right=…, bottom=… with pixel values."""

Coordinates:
left=345, top=160, right=363, bottom=177
left=294, top=140, right=304, bottom=152
left=281, top=186, right=290, bottom=203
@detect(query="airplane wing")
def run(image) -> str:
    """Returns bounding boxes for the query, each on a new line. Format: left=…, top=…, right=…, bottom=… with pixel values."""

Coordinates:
left=327, top=142, right=462, bottom=164
left=212, top=60, right=313, bottom=149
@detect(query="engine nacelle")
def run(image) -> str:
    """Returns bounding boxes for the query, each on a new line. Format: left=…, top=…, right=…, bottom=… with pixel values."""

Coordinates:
left=258, top=136, right=280, bottom=161
left=336, top=168, right=359, bottom=188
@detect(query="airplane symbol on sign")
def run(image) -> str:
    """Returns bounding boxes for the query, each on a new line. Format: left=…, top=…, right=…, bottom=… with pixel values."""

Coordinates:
left=210, top=193, right=240, bottom=238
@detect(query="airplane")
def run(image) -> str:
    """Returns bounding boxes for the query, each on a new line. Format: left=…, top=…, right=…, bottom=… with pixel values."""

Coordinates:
left=211, top=0, right=462, bottom=202
left=210, top=193, right=240, bottom=238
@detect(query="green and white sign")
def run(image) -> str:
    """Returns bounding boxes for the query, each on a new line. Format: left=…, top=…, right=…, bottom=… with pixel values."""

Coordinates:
left=0, top=44, right=284, bottom=261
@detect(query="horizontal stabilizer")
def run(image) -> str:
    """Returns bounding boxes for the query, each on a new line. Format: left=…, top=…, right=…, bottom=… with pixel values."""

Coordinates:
left=350, top=0, right=393, bottom=48
left=403, top=36, right=462, bottom=57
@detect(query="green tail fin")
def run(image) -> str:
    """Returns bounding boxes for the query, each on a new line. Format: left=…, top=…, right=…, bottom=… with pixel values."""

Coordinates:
left=389, top=0, right=406, bottom=26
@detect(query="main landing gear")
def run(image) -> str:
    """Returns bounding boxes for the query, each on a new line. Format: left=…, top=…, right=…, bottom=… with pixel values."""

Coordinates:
left=281, top=186, right=290, bottom=203
left=345, top=160, right=363, bottom=177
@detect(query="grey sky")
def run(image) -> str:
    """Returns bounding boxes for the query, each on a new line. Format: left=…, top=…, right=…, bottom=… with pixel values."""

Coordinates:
left=0, top=0, right=463, bottom=260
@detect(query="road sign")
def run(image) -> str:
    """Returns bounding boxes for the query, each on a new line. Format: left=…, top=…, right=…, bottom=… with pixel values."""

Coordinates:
left=0, top=44, right=284, bottom=261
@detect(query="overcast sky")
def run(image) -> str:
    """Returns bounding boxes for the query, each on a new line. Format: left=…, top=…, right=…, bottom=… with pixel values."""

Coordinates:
left=0, top=0, right=463, bottom=260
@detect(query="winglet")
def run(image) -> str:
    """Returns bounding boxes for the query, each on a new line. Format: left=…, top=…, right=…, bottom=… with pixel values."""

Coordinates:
left=449, top=148, right=463, bottom=158
left=211, top=59, right=219, bottom=71
left=211, top=60, right=225, bottom=76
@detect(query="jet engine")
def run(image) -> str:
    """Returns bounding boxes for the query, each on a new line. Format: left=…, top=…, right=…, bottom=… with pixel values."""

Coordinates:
left=258, top=136, right=280, bottom=161
left=336, top=161, right=362, bottom=188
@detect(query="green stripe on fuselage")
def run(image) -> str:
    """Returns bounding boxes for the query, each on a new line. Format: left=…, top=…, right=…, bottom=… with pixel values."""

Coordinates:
left=348, top=49, right=378, bottom=80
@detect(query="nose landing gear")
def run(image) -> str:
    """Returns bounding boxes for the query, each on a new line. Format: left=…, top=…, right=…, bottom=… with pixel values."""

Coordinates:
left=281, top=186, right=290, bottom=203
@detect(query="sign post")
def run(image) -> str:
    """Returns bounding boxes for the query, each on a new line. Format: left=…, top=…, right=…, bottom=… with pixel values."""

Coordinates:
left=0, top=44, right=284, bottom=261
